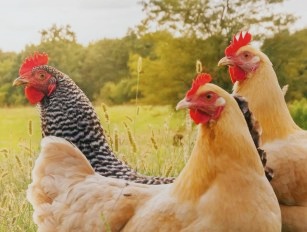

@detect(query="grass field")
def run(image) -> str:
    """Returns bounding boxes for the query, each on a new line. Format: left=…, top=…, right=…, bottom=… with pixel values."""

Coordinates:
left=0, top=102, right=306, bottom=231
left=0, top=104, right=194, bottom=231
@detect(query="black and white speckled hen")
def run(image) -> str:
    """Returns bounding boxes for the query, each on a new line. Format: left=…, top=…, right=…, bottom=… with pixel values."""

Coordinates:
left=13, top=52, right=174, bottom=184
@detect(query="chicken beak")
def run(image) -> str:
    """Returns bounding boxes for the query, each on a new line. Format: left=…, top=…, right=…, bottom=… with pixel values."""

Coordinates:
left=176, top=98, right=192, bottom=110
left=12, top=77, right=29, bottom=86
left=218, top=56, right=234, bottom=67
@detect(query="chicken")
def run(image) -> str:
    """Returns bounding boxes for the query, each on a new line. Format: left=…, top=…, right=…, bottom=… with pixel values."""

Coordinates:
left=12, top=52, right=174, bottom=184
left=218, top=32, right=307, bottom=231
left=27, top=73, right=281, bottom=232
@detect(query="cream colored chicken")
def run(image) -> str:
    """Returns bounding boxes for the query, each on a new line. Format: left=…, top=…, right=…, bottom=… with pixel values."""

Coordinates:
left=219, top=32, right=307, bottom=232
left=27, top=73, right=281, bottom=232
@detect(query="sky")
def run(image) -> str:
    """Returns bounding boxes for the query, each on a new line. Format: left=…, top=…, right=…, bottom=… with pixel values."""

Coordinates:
left=0, top=0, right=306, bottom=52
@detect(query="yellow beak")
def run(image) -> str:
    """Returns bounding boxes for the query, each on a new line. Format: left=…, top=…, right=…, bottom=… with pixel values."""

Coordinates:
left=12, top=77, right=29, bottom=86
left=217, top=56, right=234, bottom=67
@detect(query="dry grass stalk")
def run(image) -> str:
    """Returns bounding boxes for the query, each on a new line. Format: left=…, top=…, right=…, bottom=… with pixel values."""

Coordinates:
left=123, top=122, right=137, bottom=153
left=196, top=60, right=203, bottom=73
left=114, top=129, right=119, bottom=152
left=28, top=120, right=33, bottom=136
left=101, top=103, right=110, bottom=124
left=150, top=131, right=158, bottom=150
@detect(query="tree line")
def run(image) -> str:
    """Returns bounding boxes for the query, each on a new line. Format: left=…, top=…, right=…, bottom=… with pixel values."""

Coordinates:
left=0, top=0, right=305, bottom=107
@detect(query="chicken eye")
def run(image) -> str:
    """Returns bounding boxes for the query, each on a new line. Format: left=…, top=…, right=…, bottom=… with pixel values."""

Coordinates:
left=243, top=52, right=250, bottom=59
left=38, top=73, right=46, bottom=80
left=205, top=93, right=212, bottom=100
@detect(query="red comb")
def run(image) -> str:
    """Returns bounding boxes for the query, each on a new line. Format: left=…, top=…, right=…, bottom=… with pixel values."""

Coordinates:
left=19, top=52, right=49, bottom=75
left=186, top=73, right=212, bottom=97
left=225, top=32, right=252, bottom=56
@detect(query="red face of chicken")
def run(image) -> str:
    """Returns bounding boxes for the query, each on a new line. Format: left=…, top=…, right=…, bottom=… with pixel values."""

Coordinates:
left=12, top=52, right=56, bottom=104
left=218, top=32, right=261, bottom=83
left=176, top=73, right=225, bottom=124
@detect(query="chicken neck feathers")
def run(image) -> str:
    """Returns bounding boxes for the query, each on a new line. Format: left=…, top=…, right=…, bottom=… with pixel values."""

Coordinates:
left=233, top=61, right=300, bottom=143
left=38, top=66, right=174, bottom=184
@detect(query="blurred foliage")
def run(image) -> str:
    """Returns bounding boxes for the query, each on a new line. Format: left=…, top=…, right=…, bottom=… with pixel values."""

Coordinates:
left=132, top=31, right=231, bottom=105
left=96, top=78, right=138, bottom=105
left=79, top=36, right=133, bottom=99
left=138, top=0, right=296, bottom=39
left=40, top=24, right=76, bottom=43
left=289, top=99, right=307, bottom=129
left=262, top=29, right=307, bottom=100
left=0, top=1, right=305, bottom=108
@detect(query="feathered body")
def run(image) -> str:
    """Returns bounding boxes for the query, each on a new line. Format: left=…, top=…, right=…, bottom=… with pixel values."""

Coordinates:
left=27, top=76, right=281, bottom=232
left=13, top=53, right=174, bottom=184
left=219, top=32, right=307, bottom=231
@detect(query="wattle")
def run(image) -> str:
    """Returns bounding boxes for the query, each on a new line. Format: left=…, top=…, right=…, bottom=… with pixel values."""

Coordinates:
left=190, top=109, right=210, bottom=124
left=229, top=66, right=246, bottom=83
left=25, top=86, right=45, bottom=104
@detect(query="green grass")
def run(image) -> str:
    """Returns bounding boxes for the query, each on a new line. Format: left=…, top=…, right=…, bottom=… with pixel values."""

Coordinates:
left=0, top=101, right=306, bottom=231
left=0, top=107, right=41, bottom=150
left=97, top=104, right=195, bottom=176
left=0, top=104, right=194, bottom=231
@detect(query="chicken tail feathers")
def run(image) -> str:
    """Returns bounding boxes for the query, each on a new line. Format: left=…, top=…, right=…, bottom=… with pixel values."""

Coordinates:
left=27, top=136, right=95, bottom=224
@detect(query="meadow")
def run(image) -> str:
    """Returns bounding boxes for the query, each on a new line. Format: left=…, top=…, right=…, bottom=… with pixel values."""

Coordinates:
left=0, top=104, right=194, bottom=231
left=0, top=102, right=306, bottom=231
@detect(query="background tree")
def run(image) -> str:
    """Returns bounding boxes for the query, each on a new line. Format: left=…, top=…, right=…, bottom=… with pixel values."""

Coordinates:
left=138, top=0, right=296, bottom=39
left=129, top=31, right=231, bottom=105
left=21, top=24, right=86, bottom=99
left=0, top=51, right=22, bottom=106
left=80, top=35, right=135, bottom=100
left=262, top=29, right=307, bottom=101
left=0, top=24, right=85, bottom=106
left=131, top=0, right=298, bottom=105
left=40, top=24, right=76, bottom=43
left=1, top=12, right=306, bottom=107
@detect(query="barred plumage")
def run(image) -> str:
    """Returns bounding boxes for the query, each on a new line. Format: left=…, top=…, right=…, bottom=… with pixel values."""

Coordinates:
left=37, top=65, right=174, bottom=184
